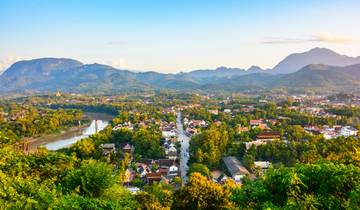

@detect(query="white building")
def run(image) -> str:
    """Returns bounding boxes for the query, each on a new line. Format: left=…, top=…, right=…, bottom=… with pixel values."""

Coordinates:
left=168, top=164, right=179, bottom=176
left=162, top=130, right=177, bottom=138
left=340, top=126, right=358, bottom=137
left=224, top=109, right=231, bottom=113
left=254, top=161, right=270, bottom=169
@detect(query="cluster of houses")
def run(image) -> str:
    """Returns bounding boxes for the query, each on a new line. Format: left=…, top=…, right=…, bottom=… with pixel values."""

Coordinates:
left=304, top=125, right=358, bottom=139
left=131, top=158, right=179, bottom=184
left=100, top=143, right=181, bottom=191
left=113, top=121, right=134, bottom=131
left=161, top=120, right=179, bottom=160
left=102, top=111, right=182, bottom=192
left=183, top=118, right=208, bottom=136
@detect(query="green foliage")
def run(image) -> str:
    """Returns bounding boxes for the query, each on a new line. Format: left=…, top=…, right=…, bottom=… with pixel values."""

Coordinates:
left=0, top=102, right=83, bottom=139
left=63, top=160, right=115, bottom=197
left=190, top=125, right=229, bottom=169
left=142, top=183, right=174, bottom=209
left=2, top=94, right=360, bottom=210
left=231, top=163, right=360, bottom=209
left=173, top=173, right=235, bottom=210
left=132, top=128, right=164, bottom=159
left=254, top=136, right=360, bottom=167
left=188, top=163, right=210, bottom=177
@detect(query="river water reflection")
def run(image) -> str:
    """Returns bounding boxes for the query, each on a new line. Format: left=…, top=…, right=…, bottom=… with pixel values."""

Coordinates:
left=31, top=113, right=112, bottom=151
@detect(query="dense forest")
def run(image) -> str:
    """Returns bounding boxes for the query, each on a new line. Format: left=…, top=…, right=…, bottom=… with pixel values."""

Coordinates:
left=0, top=102, right=83, bottom=143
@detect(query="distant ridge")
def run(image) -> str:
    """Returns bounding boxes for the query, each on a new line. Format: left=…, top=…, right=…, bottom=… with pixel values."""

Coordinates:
left=270, top=47, right=360, bottom=74
left=1, top=48, right=360, bottom=94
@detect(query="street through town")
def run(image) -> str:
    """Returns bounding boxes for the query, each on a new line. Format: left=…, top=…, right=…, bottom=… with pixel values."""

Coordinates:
left=177, top=111, right=190, bottom=185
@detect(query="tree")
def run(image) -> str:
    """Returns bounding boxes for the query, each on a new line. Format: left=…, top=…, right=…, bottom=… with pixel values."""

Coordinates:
left=190, top=125, right=229, bottom=169
left=242, top=153, right=255, bottom=171
left=173, top=173, right=234, bottom=210
left=188, top=163, right=210, bottom=177
left=63, top=160, right=115, bottom=197
left=231, top=163, right=360, bottom=209
left=143, top=183, right=174, bottom=209
left=100, top=184, right=139, bottom=209
left=70, top=138, right=97, bottom=158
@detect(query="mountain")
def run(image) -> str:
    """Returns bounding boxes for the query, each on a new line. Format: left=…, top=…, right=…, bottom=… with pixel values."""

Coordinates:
left=0, top=58, right=152, bottom=94
left=271, top=64, right=360, bottom=93
left=177, top=66, right=263, bottom=84
left=1, top=48, right=360, bottom=95
left=271, top=48, right=360, bottom=74
left=0, top=58, right=202, bottom=94
left=1, top=58, right=83, bottom=90
left=246, top=65, right=265, bottom=72
left=201, top=63, right=360, bottom=94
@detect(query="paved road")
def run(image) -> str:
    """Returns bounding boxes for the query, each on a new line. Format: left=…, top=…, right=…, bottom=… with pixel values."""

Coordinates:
left=177, top=111, right=190, bottom=185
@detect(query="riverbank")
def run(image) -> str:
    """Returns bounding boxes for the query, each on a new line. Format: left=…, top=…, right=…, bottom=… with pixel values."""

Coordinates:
left=29, top=123, right=90, bottom=150
left=29, top=112, right=114, bottom=150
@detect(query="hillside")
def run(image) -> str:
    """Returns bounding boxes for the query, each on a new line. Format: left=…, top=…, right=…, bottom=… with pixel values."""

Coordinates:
left=200, top=64, right=360, bottom=94
left=271, top=48, right=360, bottom=74
left=1, top=48, right=360, bottom=95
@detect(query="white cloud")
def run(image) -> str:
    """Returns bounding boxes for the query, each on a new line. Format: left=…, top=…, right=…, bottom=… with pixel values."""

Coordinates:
left=0, top=55, right=23, bottom=74
left=107, top=58, right=127, bottom=69
left=262, top=32, right=354, bottom=44
left=312, top=32, right=353, bottom=44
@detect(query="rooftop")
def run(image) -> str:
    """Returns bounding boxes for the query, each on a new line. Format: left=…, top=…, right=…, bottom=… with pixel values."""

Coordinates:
left=222, top=156, right=249, bottom=177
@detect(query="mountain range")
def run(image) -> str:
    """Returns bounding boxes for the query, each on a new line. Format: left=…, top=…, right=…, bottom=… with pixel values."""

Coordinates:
left=1, top=47, right=360, bottom=95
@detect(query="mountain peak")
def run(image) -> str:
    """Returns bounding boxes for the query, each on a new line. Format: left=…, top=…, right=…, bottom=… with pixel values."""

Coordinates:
left=215, top=66, right=231, bottom=71
left=2, top=58, right=83, bottom=78
left=247, top=65, right=263, bottom=72
left=271, top=48, right=360, bottom=74
left=308, top=47, right=333, bottom=52
left=307, top=47, right=340, bottom=56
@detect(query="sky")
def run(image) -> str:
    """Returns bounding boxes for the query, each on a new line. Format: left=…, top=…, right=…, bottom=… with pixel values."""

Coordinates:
left=1, top=0, right=360, bottom=73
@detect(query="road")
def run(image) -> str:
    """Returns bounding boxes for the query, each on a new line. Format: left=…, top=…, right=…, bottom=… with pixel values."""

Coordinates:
left=177, top=111, right=190, bottom=185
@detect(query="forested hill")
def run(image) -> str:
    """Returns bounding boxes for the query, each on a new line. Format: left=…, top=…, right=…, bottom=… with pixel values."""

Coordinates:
left=1, top=48, right=360, bottom=95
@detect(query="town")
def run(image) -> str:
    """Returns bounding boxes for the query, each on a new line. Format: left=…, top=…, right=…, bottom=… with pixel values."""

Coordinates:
left=1, top=92, right=359, bottom=209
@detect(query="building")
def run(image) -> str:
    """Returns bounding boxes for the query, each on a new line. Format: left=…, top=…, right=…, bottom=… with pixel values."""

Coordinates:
left=222, top=156, right=250, bottom=182
left=100, top=143, right=116, bottom=156
left=245, top=140, right=267, bottom=150
left=208, top=109, right=219, bottom=115
left=126, top=187, right=140, bottom=194
left=122, top=143, right=134, bottom=154
left=256, top=131, right=281, bottom=142
left=167, top=164, right=179, bottom=177
left=340, top=126, right=358, bottom=137
left=223, top=109, right=231, bottom=113
left=237, top=125, right=249, bottom=133
left=157, top=159, right=175, bottom=169
left=137, top=164, right=150, bottom=178
left=167, top=151, right=178, bottom=160
left=250, top=119, right=263, bottom=126
left=162, top=130, right=177, bottom=139
left=55, top=91, right=62, bottom=97
left=146, top=172, right=162, bottom=183
left=254, top=161, right=270, bottom=170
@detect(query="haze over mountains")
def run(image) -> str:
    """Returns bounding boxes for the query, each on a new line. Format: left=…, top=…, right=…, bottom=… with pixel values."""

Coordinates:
left=1, top=47, right=360, bottom=95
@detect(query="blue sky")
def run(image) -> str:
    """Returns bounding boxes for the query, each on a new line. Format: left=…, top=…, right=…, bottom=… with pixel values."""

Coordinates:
left=1, top=0, right=359, bottom=72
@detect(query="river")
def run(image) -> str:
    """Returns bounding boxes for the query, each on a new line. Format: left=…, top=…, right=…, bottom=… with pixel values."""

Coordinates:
left=30, top=112, right=112, bottom=151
